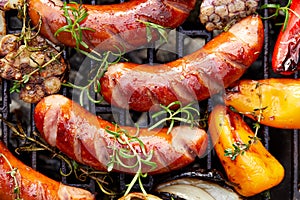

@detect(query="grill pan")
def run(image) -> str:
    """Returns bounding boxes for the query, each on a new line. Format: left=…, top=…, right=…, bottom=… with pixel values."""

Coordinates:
left=1, top=0, right=300, bottom=199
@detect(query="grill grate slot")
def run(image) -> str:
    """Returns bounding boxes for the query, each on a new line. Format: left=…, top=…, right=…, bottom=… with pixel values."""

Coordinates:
left=0, top=0, right=300, bottom=199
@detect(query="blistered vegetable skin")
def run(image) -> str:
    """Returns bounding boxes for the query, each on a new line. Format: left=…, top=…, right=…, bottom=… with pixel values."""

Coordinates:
left=100, top=15, right=264, bottom=112
left=225, top=78, right=300, bottom=129
left=0, top=141, right=95, bottom=200
left=199, top=0, right=259, bottom=31
left=28, top=0, right=196, bottom=52
left=272, top=0, right=300, bottom=75
left=208, top=105, right=284, bottom=197
left=34, top=95, right=208, bottom=175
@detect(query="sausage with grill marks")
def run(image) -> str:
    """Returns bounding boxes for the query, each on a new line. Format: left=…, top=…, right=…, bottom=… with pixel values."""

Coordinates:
left=28, top=0, right=196, bottom=52
left=100, top=15, right=264, bottom=112
left=0, top=141, right=95, bottom=200
left=34, top=94, right=208, bottom=175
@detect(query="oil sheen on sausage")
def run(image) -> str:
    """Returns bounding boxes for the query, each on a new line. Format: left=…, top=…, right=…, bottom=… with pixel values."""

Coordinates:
left=34, top=94, right=208, bottom=174
left=28, top=0, right=196, bottom=52
left=100, top=15, right=264, bottom=112
left=0, top=141, right=95, bottom=200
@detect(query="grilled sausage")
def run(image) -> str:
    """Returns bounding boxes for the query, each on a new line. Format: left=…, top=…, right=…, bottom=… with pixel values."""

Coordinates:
left=28, top=0, right=196, bottom=52
left=34, top=94, right=208, bottom=175
left=100, top=15, right=264, bottom=112
left=0, top=141, right=95, bottom=200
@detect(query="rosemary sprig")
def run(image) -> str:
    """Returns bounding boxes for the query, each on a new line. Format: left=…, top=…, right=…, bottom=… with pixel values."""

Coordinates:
left=55, top=1, right=125, bottom=105
left=0, top=116, right=116, bottom=196
left=136, top=19, right=169, bottom=43
left=261, top=0, right=300, bottom=31
left=55, top=1, right=94, bottom=51
left=148, top=101, right=203, bottom=134
left=63, top=49, right=123, bottom=105
left=224, top=83, right=265, bottom=160
left=106, top=124, right=157, bottom=196
left=0, top=153, right=22, bottom=200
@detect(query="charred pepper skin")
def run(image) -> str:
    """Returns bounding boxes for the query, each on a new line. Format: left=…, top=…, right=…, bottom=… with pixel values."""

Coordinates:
left=225, top=78, right=300, bottom=129
left=272, top=0, right=300, bottom=75
left=208, top=105, right=284, bottom=197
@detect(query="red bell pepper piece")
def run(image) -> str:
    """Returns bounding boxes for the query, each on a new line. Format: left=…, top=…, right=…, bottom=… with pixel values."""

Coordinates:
left=272, top=0, right=300, bottom=75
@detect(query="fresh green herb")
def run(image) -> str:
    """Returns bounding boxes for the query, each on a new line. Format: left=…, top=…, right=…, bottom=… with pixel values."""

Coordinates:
left=0, top=116, right=116, bottom=196
left=63, top=49, right=124, bottom=105
left=0, top=153, right=22, bottom=200
left=261, top=0, right=300, bottom=31
left=137, top=19, right=169, bottom=43
left=224, top=82, right=265, bottom=160
left=55, top=1, right=125, bottom=105
left=148, top=101, right=204, bottom=134
left=55, top=1, right=94, bottom=51
left=106, top=124, right=157, bottom=196
left=224, top=136, right=260, bottom=160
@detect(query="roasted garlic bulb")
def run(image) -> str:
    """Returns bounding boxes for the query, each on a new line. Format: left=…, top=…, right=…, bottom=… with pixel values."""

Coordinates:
left=199, top=0, right=259, bottom=31
left=0, top=33, right=68, bottom=103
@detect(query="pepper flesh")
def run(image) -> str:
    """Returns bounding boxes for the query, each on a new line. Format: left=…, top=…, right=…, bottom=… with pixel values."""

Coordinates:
left=208, top=105, right=284, bottom=197
left=272, top=0, right=300, bottom=75
left=224, top=78, right=300, bottom=129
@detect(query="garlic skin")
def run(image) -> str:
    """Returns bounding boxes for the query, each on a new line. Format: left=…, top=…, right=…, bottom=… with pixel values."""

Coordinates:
left=199, top=0, right=259, bottom=31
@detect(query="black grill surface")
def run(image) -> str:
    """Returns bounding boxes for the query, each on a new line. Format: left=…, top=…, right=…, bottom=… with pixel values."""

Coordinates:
left=1, top=0, right=300, bottom=199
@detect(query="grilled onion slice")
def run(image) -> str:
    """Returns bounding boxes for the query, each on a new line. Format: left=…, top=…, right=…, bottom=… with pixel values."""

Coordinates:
left=155, top=177, right=242, bottom=200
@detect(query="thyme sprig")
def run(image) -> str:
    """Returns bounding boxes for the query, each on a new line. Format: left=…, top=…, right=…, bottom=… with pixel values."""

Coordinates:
left=9, top=2, right=64, bottom=94
left=136, top=19, right=169, bottom=43
left=18, top=1, right=43, bottom=51
left=55, top=1, right=94, bottom=51
left=106, top=124, right=157, bottom=196
left=261, top=0, right=300, bottom=31
left=0, top=116, right=116, bottom=196
left=224, top=83, right=265, bottom=160
left=0, top=153, right=22, bottom=200
left=149, top=101, right=204, bottom=134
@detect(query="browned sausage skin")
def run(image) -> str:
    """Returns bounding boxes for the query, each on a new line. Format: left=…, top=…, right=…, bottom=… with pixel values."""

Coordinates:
left=34, top=94, right=208, bottom=175
left=0, top=141, right=95, bottom=200
left=28, top=0, right=196, bottom=52
left=100, top=15, right=264, bottom=112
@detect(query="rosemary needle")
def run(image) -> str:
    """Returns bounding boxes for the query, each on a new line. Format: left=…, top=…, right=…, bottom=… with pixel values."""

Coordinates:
left=55, top=1, right=94, bottom=50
